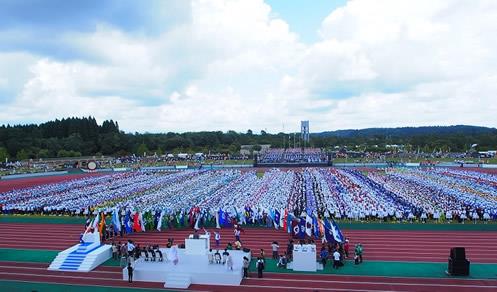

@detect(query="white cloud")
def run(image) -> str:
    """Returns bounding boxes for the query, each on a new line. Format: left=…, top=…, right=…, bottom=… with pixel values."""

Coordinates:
left=1, top=0, right=497, bottom=132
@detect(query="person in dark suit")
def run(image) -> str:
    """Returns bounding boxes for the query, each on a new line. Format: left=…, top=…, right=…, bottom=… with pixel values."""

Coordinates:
left=127, top=263, right=134, bottom=283
left=256, top=257, right=265, bottom=278
left=193, top=230, right=200, bottom=239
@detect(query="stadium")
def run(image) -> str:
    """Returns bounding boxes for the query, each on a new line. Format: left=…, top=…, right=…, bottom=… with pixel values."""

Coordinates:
left=2, top=1, right=497, bottom=291
left=2, top=118, right=497, bottom=291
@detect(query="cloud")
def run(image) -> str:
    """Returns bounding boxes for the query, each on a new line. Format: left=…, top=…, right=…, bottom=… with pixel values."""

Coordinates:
left=1, top=0, right=497, bottom=132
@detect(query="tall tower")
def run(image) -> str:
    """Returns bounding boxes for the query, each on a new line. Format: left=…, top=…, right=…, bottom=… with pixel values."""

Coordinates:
left=301, top=121, right=309, bottom=148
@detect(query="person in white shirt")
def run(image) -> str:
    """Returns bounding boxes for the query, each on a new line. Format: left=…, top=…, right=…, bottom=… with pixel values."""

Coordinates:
left=271, top=241, right=279, bottom=259
left=420, top=212, right=427, bottom=223
left=127, top=240, right=135, bottom=258
left=214, top=231, right=221, bottom=248
left=332, top=250, right=341, bottom=269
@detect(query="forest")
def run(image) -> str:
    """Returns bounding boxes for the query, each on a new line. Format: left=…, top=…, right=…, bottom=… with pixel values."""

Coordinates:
left=1, top=117, right=496, bottom=161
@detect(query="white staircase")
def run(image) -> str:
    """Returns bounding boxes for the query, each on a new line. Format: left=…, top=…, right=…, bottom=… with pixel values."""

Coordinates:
left=48, top=232, right=111, bottom=272
left=164, top=273, right=192, bottom=289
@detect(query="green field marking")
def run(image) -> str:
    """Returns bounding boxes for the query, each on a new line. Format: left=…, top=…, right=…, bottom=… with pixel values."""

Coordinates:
left=249, top=258, right=497, bottom=280
left=0, top=248, right=120, bottom=267
left=0, top=248, right=58, bottom=263
left=0, top=215, right=87, bottom=224
left=0, top=280, right=173, bottom=292
left=2, top=215, right=497, bottom=231
left=336, top=221, right=497, bottom=231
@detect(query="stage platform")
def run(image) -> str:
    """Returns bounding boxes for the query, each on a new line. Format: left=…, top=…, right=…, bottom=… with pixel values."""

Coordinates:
left=122, top=248, right=251, bottom=288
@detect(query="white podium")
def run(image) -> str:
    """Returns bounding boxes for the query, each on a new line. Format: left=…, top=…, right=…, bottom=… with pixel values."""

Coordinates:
left=291, top=244, right=317, bottom=272
left=48, top=231, right=111, bottom=272
left=185, top=234, right=210, bottom=255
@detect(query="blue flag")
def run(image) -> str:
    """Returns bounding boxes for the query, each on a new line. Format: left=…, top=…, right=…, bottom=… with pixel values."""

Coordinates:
left=219, top=209, right=225, bottom=226
left=331, top=220, right=345, bottom=243
left=324, top=218, right=334, bottom=243
left=287, top=213, right=293, bottom=233
left=112, top=208, right=121, bottom=233
left=153, top=211, right=161, bottom=230
left=274, top=209, right=281, bottom=229
left=124, top=210, right=132, bottom=234
left=298, top=217, right=306, bottom=239
left=312, top=214, right=319, bottom=239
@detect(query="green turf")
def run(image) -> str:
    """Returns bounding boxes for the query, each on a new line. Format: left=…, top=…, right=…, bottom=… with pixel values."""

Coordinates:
left=0, top=248, right=120, bottom=267
left=334, top=221, right=497, bottom=231
left=0, top=248, right=59, bottom=263
left=0, top=280, right=172, bottom=292
left=2, top=214, right=497, bottom=231
left=250, top=259, right=497, bottom=280
left=0, top=215, right=87, bottom=224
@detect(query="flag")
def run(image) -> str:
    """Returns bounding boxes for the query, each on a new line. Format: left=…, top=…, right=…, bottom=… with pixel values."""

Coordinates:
left=291, top=219, right=300, bottom=238
left=215, top=209, right=221, bottom=229
left=244, top=206, right=252, bottom=223
left=98, top=212, right=106, bottom=235
left=145, top=211, right=153, bottom=230
left=298, top=217, right=306, bottom=238
left=92, top=212, right=100, bottom=230
left=282, top=209, right=288, bottom=231
left=179, top=211, right=185, bottom=227
left=318, top=218, right=325, bottom=237
left=112, top=209, right=121, bottom=234
left=133, top=212, right=141, bottom=232
left=124, top=211, right=132, bottom=234
left=240, top=207, right=247, bottom=225
left=286, top=212, right=293, bottom=233
left=156, top=211, right=164, bottom=231
left=331, top=219, right=345, bottom=243
left=279, top=208, right=285, bottom=228
left=305, top=214, right=313, bottom=237
left=194, top=212, right=201, bottom=230
left=224, top=210, right=231, bottom=227
left=218, top=209, right=225, bottom=227
left=274, top=209, right=281, bottom=229
left=140, top=212, right=146, bottom=231
left=312, top=214, right=319, bottom=239
left=324, top=218, right=334, bottom=242
left=233, top=207, right=241, bottom=224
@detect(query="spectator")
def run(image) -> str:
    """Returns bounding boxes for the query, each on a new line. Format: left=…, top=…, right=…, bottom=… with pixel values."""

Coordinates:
left=242, top=256, right=250, bottom=278
left=355, top=243, right=363, bottom=264
left=320, top=247, right=329, bottom=268
left=271, top=241, right=279, bottom=259
left=127, top=262, right=134, bottom=283
left=333, top=250, right=341, bottom=269
left=257, top=257, right=265, bottom=278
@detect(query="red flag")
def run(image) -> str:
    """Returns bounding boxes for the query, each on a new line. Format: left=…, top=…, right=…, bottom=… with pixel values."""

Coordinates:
left=282, top=209, right=288, bottom=231
left=133, top=212, right=141, bottom=232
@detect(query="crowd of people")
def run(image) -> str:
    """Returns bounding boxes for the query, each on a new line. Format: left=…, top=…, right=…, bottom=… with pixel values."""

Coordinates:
left=259, top=148, right=328, bottom=164
left=1, top=167, right=497, bottom=225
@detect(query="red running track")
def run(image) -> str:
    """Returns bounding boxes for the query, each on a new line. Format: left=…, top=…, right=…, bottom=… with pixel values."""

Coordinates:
left=2, top=223, right=497, bottom=263
left=1, top=261, right=497, bottom=292
left=0, top=173, right=104, bottom=193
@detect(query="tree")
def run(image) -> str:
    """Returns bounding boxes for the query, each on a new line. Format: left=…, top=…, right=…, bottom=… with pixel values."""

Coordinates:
left=137, top=143, right=149, bottom=157
left=0, top=147, right=9, bottom=162
left=16, top=149, right=29, bottom=161
left=38, top=149, right=50, bottom=159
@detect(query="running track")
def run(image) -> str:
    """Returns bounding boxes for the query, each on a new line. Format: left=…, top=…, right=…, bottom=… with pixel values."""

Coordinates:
left=0, top=173, right=103, bottom=193
left=2, top=223, right=497, bottom=291
left=2, top=223, right=497, bottom=263
left=1, top=261, right=497, bottom=292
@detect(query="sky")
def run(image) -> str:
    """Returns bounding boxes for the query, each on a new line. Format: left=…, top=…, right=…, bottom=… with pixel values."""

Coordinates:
left=0, top=0, right=497, bottom=133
